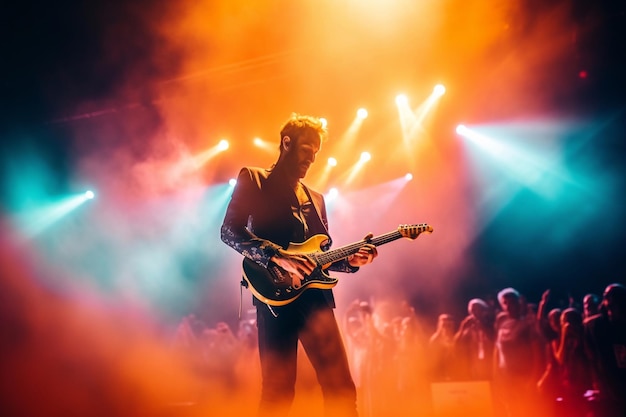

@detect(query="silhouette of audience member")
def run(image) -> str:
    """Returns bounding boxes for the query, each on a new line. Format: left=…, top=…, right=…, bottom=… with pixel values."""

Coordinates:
left=428, top=313, right=456, bottom=381
left=536, top=300, right=562, bottom=403
left=493, top=288, right=544, bottom=417
left=454, top=298, right=495, bottom=381
left=202, top=322, right=239, bottom=391
left=343, top=300, right=379, bottom=417
left=537, top=290, right=561, bottom=349
left=583, top=293, right=601, bottom=320
left=584, top=283, right=626, bottom=417
left=554, top=308, right=592, bottom=416
left=343, top=301, right=376, bottom=389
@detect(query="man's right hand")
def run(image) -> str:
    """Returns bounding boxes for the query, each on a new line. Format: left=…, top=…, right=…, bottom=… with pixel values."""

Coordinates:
left=270, top=252, right=316, bottom=288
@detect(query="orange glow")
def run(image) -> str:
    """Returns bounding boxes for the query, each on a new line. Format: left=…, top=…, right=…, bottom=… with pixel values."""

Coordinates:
left=7, top=1, right=587, bottom=416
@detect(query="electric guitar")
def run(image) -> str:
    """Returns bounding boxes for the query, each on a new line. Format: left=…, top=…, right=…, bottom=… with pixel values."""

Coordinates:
left=242, top=223, right=433, bottom=306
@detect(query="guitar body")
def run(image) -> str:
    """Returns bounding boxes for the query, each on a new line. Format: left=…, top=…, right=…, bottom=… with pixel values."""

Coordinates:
left=242, top=234, right=337, bottom=307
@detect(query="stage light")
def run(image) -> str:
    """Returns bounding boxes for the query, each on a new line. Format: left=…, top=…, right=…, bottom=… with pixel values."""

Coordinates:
left=253, top=137, right=263, bottom=147
left=328, top=157, right=337, bottom=167
left=320, top=118, right=328, bottom=129
left=456, top=124, right=468, bottom=135
left=84, top=190, right=95, bottom=199
left=326, top=187, right=339, bottom=200
left=218, top=139, right=229, bottom=151
left=360, top=152, right=371, bottom=163
left=434, top=84, right=446, bottom=96
left=405, top=173, right=413, bottom=181
left=395, top=94, right=409, bottom=106
left=228, top=178, right=237, bottom=187
left=357, top=108, right=368, bottom=120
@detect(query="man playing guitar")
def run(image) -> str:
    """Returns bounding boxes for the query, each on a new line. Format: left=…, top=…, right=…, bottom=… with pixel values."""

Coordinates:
left=221, top=114, right=377, bottom=417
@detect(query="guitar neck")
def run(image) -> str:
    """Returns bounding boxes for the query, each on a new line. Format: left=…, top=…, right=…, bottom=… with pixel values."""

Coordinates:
left=312, top=230, right=404, bottom=266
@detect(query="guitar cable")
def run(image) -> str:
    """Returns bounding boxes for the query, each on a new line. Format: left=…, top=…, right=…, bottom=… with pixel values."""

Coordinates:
left=238, top=279, right=245, bottom=320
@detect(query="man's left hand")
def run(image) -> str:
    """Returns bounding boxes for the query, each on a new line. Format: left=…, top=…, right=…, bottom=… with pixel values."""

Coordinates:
left=347, top=233, right=378, bottom=267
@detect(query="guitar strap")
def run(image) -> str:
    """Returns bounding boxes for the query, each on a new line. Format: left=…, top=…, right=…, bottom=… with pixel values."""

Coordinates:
left=302, top=184, right=332, bottom=246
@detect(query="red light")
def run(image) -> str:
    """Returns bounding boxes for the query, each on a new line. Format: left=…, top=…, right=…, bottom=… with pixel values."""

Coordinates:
left=578, top=70, right=588, bottom=79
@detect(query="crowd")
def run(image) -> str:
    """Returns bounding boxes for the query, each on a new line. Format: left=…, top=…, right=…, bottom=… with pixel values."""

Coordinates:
left=171, top=282, right=626, bottom=417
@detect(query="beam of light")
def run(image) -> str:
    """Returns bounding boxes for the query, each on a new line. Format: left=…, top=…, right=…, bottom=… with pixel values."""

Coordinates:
left=332, top=108, right=369, bottom=159
left=455, top=119, right=624, bottom=262
left=12, top=191, right=95, bottom=239
left=202, top=182, right=239, bottom=228
left=396, top=86, right=446, bottom=148
left=455, top=124, right=563, bottom=193
left=455, top=121, right=598, bottom=244
left=190, top=138, right=230, bottom=170
left=324, top=176, right=411, bottom=225
left=312, top=157, right=338, bottom=191
left=344, top=151, right=372, bottom=186
left=405, top=173, right=413, bottom=181
left=395, top=93, right=416, bottom=140
left=412, top=84, right=446, bottom=133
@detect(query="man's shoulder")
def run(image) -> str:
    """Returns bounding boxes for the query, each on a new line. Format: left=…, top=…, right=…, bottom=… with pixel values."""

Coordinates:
left=237, top=166, right=271, bottom=183
left=240, top=166, right=269, bottom=176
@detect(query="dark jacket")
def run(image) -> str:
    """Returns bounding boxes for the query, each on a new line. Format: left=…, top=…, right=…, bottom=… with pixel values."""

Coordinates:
left=220, top=166, right=357, bottom=308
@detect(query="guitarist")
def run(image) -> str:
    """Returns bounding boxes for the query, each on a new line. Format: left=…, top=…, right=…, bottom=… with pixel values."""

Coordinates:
left=221, top=113, right=378, bottom=417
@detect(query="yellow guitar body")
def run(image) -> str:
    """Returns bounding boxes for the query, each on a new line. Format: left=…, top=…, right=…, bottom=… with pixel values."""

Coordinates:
left=241, top=224, right=433, bottom=306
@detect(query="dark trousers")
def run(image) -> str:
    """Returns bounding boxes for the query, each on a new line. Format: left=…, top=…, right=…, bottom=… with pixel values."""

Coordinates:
left=256, top=295, right=358, bottom=417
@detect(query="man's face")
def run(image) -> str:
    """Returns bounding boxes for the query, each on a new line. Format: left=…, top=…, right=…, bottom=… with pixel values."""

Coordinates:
left=285, top=131, right=321, bottom=179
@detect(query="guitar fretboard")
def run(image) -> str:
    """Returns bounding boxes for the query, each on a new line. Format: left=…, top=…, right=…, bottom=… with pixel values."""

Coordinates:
left=311, top=230, right=404, bottom=266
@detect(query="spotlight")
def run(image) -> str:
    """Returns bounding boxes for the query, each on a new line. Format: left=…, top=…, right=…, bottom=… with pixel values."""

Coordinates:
left=404, top=173, right=413, bottom=181
left=360, top=152, right=371, bottom=163
left=320, top=118, right=328, bottom=129
left=328, top=157, right=337, bottom=167
left=85, top=190, right=95, bottom=199
left=326, top=187, right=338, bottom=200
left=357, top=108, right=368, bottom=120
left=218, top=139, right=229, bottom=151
left=456, top=124, right=468, bottom=135
left=395, top=94, right=408, bottom=106
left=228, top=178, right=237, bottom=187
left=434, top=84, right=446, bottom=96
left=253, top=137, right=263, bottom=147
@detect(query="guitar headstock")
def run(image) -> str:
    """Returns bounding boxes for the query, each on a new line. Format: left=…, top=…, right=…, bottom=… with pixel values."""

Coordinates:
left=398, top=223, right=433, bottom=239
